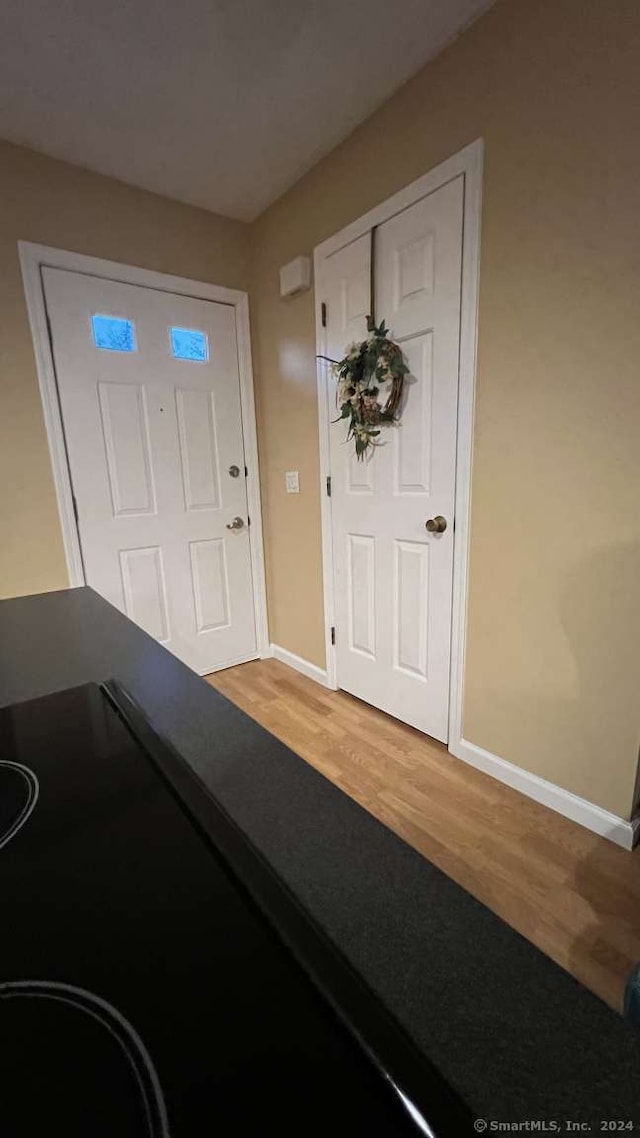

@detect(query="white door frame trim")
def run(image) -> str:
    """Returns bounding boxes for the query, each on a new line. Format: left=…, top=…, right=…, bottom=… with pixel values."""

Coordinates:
left=313, top=139, right=483, bottom=748
left=19, top=241, right=269, bottom=661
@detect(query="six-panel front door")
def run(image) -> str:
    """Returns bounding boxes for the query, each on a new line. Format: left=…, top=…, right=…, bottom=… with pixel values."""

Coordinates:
left=43, top=267, right=256, bottom=675
left=323, top=176, right=464, bottom=741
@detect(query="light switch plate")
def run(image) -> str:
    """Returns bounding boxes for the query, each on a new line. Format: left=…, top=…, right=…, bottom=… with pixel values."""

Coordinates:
left=285, top=471, right=300, bottom=494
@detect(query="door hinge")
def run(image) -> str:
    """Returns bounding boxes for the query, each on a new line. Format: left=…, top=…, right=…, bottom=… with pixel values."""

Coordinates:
left=330, top=626, right=336, bottom=646
left=326, top=475, right=331, bottom=497
left=71, top=493, right=79, bottom=525
left=244, top=465, right=248, bottom=477
left=321, top=302, right=327, bottom=328
left=247, top=514, right=251, bottom=527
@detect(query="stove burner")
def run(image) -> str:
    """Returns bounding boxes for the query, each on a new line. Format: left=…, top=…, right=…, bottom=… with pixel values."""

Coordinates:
left=0, top=762, right=38, bottom=850
left=0, top=981, right=170, bottom=1137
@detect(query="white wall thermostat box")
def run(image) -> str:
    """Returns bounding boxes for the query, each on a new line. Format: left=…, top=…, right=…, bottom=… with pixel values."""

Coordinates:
left=279, top=256, right=312, bottom=298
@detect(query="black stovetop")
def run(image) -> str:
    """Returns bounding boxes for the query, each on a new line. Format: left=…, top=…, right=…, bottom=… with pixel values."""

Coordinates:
left=0, top=681, right=469, bottom=1136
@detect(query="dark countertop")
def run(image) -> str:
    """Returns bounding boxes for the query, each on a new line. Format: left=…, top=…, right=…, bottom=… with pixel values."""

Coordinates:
left=1, top=586, right=639, bottom=1122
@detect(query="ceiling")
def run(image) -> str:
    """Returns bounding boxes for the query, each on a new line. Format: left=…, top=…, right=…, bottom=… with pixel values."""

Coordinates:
left=0, top=0, right=492, bottom=221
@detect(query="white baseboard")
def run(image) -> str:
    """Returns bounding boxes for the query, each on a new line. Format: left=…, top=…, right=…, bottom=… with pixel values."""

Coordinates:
left=263, top=647, right=638, bottom=850
left=268, top=643, right=329, bottom=687
left=450, top=735, right=640, bottom=851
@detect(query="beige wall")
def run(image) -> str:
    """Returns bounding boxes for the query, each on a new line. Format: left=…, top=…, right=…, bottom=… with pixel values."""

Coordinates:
left=249, top=0, right=640, bottom=818
left=0, top=140, right=250, bottom=599
left=2, top=0, right=639, bottom=821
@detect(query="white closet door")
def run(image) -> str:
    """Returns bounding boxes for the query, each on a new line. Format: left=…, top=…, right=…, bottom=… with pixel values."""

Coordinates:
left=43, top=267, right=256, bottom=674
left=325, top=176, right=464, bottom=740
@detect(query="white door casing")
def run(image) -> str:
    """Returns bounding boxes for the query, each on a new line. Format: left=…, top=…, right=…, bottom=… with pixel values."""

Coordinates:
left=41, top=266, right=259, bottom=675
left=322, top=177, right=463, bottom=742
left=315, top=141, right=483, bottom=750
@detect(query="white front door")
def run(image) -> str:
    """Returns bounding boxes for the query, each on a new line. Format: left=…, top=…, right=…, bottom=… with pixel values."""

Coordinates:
left=323, top=176, right=464, bottom=741
left=43, top=267, right=257, bottom=675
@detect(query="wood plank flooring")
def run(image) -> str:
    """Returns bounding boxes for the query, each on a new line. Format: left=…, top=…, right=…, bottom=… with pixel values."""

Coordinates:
left=207, top=657, right=640, bottom=1013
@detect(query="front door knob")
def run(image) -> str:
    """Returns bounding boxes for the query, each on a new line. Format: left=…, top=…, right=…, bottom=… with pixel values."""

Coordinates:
left=425, top=515, right=447, bottom=534
left=226, top=516, right=245, bottom=531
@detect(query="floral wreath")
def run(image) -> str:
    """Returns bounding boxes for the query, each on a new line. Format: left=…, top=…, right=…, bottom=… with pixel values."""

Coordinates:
left=321, top=319, right=409, bottom=460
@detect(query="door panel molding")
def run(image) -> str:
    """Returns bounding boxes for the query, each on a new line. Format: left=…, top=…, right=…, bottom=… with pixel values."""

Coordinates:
left=314, top=139, right=483, bottom=750
left=19, top=242, right=268, bottom=663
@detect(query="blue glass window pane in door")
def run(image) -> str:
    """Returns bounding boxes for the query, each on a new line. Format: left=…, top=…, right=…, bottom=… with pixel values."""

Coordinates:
left=92, top=314, right=137, bottom=353
left=170, top=327, right=209, bottom=362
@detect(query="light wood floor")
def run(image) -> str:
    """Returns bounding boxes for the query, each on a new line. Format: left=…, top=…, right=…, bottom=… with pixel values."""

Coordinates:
left=207, top=657, right=640, bottom=1013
